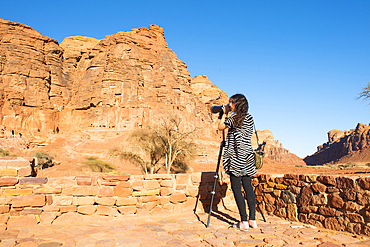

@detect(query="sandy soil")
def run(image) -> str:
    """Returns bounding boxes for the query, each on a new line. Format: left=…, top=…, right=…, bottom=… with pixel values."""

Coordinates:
left=3, top=132, right=370, bottom=177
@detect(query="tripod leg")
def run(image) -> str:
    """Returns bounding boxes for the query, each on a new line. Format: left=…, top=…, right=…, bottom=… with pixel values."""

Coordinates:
left=255, top=199, right=266, bottom=222
left=206, top=131, right=225, bottom=228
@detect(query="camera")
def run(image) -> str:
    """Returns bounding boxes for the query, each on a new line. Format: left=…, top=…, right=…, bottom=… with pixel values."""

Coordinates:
left=211, top=104, right=230, bottom=119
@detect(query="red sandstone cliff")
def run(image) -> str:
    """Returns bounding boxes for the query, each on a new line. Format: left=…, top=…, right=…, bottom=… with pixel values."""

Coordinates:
left=0, top=18, right=303, bottom=173
left=304, top=123, right=370, bottom=165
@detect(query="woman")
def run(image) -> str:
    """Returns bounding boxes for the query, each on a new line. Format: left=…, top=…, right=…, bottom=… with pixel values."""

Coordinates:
left=218, top=93, right=257, bottom=230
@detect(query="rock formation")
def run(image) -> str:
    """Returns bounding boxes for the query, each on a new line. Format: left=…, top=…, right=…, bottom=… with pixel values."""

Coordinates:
left=0, top=18, right=303, bottom=170
left=252, top=130, right=305, bottom=165
left=304, top=123, right=370, bottom=165
left=0, top=18, right=225, bottom=140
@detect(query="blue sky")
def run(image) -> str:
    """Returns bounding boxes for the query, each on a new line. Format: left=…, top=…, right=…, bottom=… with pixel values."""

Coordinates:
left=1, top=0, right=369, bottom=158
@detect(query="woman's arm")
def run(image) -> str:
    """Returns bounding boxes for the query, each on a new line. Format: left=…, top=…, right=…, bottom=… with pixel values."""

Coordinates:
left=218, top=114, right=228, bottom=130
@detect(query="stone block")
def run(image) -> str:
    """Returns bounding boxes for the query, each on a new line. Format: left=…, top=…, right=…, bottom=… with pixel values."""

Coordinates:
left=176, top=174, right=190, bottom=185
left=263, top=187, right=274, bottom=193
left=191, top=172, right=202, bottom=183
left=160, top=187, right=173, bottom=196
left=7, top=215, right=37, bottom=229
left=77, top=205, right=97, bottom=215
left=308, top=213, right=325, bottom=221
left=96, top=205, right=119, bottom=216
left=53, top=196, right=73, bottom=206
left=17, top=166, right=33, bottom=177
left=317, top=175, right=337, bottom=186
left=145, top=174, right=172, bottom=180
left=131, top=180, right=144, bottom=191
left=98, top=187, right=114, bottom=197
left=100, top=181, right=118, bottom=186
left=324, top=217, right=344, bottom=231
left=297, top=186, right=313, bottom=206
left=275, top=207, right=287, bottom=218
left=144, top=180, right=160, bottom=190
left=63, top=186, right=99, bottom=196
left=343, top=201, right=362, bottom=212
left=76, top=176, right=92, bottom=185
left=169, top=192, right=187, bottom=204
left=21, top=208, right=42, bottom=215
left=328, top=194, right=344, bottom=208
left=275, top=184, right=287, bottom=190
left=311, top=193, right=327, bottom=206
left=319, top=207, right=337, bottom=216
left=0, top=177, right=18, bottom=186
left=143, top=201, right=157, bottom=211
left=102, top=175, right=130, bottom=181
left=345, top=213, right=365, bottom=223
left=299, top=206, right=318, bottom=213
left=336, top=176, right=356, bottom=189
left=19, top=177, right=47, bottom=184
left=33, top=187, right=62, bottom=194
left=43, top=205, right=60, bottom=212
left=160, top=180, right=174, bottom=188
left=0, top=214, right=9, bottom=224
left=357, top=191, right=370, bottom=205
left=72, top=196, right=95, bottom=205
left=59, top=205, right=77, bottom=213
left=0, top=169, right=17, bottom=177
left=52, top=212, right=83, bottom=225
left=116, top=197, right=137, bottom=206
left=114, top=186, right=133, bottom=197
left=311, top=182, right=327, bottom=192
left=132, top=189, right=159, bottom=197
left=175, top=185, right=186, bottom=190
left=263, top=194, right=275, bottom=204
left=286, top=203, right=298, bottom=221
left=141, top=195, right=159, bottom=203
left=0, top=205, right=10, bottom=214
left=306, top=175, right=318, bottom=183
left=273, top=190, right=281, bottom=198
left=11, top=195, right=45, bottom=207
left=357, top=177, right=370, bottom=190
left=186, top=187, right=199, bottom=197
left=117, top=206, right=137, bottom=215
left=39, top=212, right=58, bottom=225
left=95, top=197, right=116, bottom=206
left=47, top=177, right=76, bottom=188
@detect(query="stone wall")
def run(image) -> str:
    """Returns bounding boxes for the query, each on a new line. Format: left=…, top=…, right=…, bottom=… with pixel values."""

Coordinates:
left=0, top=171, right=370, bottom=237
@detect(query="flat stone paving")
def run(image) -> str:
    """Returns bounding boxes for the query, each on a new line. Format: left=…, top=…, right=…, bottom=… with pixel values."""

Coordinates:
left=0, top=209, right=369, bottom=247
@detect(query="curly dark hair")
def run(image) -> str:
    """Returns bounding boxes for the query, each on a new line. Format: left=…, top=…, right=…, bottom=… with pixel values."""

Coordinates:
left=230, top=94, right=249, bottom=128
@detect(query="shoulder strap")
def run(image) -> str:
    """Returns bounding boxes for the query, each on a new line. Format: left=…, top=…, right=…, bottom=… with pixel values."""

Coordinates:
left=254, top=122, right=260, bottom=149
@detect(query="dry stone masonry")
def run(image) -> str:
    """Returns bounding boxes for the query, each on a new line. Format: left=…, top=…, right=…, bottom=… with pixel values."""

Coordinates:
left=0, top=167, right=370, bottom=237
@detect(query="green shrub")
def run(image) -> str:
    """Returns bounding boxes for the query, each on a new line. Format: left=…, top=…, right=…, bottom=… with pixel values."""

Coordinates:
left=338, top=162, right=356, bottom=169
left=35, top=151, right=54, bottom=169
left=366, top=162, right=370, bottom=167
left=83, top=156, right=117, bottom=173
left=0, top=148, right=9, bottom=157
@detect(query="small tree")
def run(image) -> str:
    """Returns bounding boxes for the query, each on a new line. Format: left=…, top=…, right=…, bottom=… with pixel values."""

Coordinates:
left=111, top=128, right=165, bottom=174
left=154, top=115, right=197, bottom=174
left=358, top=82, right=370, bottom=102
left=111, top=115, right=198, bottom=174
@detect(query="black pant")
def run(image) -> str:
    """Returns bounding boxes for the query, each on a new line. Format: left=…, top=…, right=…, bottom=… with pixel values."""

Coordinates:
left=230, top=174, right=256, bottom=221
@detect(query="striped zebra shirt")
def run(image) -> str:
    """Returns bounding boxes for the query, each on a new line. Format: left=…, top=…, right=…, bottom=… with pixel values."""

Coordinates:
left=222, top=112, right=257, bottom=177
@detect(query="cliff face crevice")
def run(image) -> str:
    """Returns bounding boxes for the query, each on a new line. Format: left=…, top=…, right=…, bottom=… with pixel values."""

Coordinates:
left=304, top=123, right=370, bottom=165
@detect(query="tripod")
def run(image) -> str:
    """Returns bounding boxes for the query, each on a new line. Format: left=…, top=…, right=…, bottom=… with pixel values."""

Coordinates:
left=206, top=130, right=266, bottom=228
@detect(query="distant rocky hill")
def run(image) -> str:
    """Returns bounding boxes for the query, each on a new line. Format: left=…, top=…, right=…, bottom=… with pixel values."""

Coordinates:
left=0, top=18, right=302, bottom=170
left=304, top=123, right=370, bottom=165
